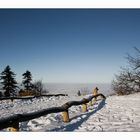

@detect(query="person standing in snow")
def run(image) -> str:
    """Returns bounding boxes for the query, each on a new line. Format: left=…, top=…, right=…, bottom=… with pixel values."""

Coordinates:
left=77, top=90, right=81, bottom=96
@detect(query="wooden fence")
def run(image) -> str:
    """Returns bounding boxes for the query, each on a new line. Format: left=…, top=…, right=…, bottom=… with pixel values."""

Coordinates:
left=0, top=91, right=106, bottom=131
left=0, top=94, right=68, bottom=101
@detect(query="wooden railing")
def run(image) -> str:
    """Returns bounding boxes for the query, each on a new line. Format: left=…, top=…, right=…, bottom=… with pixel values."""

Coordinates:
left=0, top=94, right=68, bottom=101
left=0, top=92, right=106, bottom=131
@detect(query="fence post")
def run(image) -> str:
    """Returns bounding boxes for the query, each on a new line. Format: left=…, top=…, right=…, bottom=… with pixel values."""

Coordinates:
left=92, top=98, right=96, bottom=105
left=82, top=103, right=87, bottom=112
left=93, top=87, right=99, bottom=96
left=62, top=110, right=70, bottom=123
left=88, top=101, right=92, bottom=106
left=8, top=121, right=19, bottom=132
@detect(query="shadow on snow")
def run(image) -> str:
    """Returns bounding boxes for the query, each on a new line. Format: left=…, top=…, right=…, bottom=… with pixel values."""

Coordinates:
left=47, top=99, right=106, bottom=131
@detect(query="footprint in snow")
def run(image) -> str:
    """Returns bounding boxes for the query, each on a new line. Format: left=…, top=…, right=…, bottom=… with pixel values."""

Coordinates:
left=81, top=115, right=87, bottom=119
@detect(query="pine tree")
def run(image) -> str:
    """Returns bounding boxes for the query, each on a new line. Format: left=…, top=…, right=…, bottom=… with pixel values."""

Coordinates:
left=0, top=65, right=18, bottom=97
left=22, top=70, right=33, bottom=91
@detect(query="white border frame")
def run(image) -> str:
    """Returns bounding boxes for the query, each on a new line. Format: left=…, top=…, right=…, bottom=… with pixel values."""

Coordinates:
left=0, top=0, right=140, bottom=8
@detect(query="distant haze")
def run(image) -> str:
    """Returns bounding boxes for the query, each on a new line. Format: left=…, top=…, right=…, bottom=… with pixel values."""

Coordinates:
left=45, top=83, right=112, bottom=96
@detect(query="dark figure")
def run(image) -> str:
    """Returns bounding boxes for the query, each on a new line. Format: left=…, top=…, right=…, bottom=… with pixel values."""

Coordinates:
left=77, top=90, right=81, bottom=96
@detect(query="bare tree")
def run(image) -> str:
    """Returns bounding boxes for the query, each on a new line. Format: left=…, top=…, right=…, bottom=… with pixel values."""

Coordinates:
left=126, top=47, right=140, bottom=70
left=112, top=69, right=134, bottom=95
left=112, top=47, right=140, bottom=95
left=80, top=87, right=90, bottom=95
left=32, top=80, right=47, bottom=96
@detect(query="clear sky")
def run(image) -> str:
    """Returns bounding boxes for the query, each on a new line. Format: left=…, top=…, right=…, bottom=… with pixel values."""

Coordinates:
left=0, top=9, right=140, bottom=83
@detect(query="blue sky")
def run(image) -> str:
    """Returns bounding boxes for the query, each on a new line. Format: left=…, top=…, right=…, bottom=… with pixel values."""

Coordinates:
left=0, top=9, right=140, bottom=83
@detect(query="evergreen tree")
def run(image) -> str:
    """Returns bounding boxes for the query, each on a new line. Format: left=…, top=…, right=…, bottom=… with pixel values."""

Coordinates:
left=0, top=91, right=2, bottom=97
left=0, top=65, right=18, bottom=97
left=22, top=70, right=32, bottom=91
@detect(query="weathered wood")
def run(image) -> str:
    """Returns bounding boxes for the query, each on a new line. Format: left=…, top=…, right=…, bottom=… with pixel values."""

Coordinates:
left=92, top=98, right=96, bottom=105
left=62, top=110, right=70, bottom=122
left=0, top=93, right=106, bottom=130
left=0, top=115, right=20, bottom=130
left=82, top=104, right=87, bottom=112
left=93, top=87, right=99, bottom=96
left=8, top=121, right=19, bottom=132
left=82, top=98, right=88, bottom=112
left=88, top=101, right=92, bottom=106
left=0, top=96, right=35, bottom=100
left=41, top=94, right=68, bottom=97
left=0, top=94, right=68, bottom=101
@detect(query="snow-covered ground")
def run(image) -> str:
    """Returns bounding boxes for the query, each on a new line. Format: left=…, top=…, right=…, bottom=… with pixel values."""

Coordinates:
left=75, top=93, right=140, bottom=132
left=0, top=92, right=140, bottom=132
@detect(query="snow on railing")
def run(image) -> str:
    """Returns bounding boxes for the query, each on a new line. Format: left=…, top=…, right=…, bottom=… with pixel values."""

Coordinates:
left=0, top=88, right=106, bottom=131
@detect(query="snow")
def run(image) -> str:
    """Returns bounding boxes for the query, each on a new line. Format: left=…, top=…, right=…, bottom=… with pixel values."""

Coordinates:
left=75, top=93, right=140, bottom=132
left=0, top=90, right=140, bottom=131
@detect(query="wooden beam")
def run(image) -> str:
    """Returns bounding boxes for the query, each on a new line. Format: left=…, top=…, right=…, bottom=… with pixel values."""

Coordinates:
left=0, top=93, right=106, bottom=130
